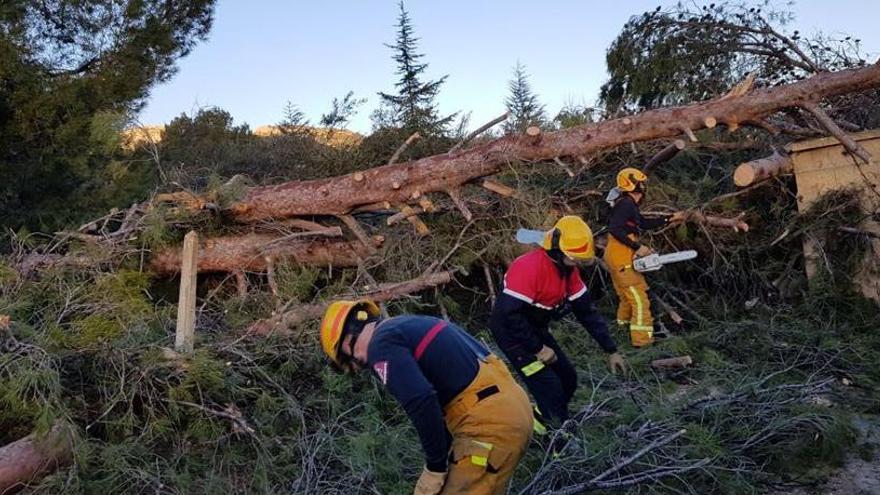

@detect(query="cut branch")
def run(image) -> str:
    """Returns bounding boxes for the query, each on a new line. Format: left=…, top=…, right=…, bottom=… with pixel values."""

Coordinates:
left=481, top=179, right=520, bottom=199
left=447, top=188, right=473, bottom=221
left=677, top=210, right=750, bottom=232
left=644, top=140, right=686, bottom=170
left=801, top=102, right=873, bottom=164
left=553, top=157, right=576, bottom=177
left=222, top=63, right=880, bottom=223
left=337, top=214, right=377, bottom=255
left=247, top=271, right=455, bottom=335
left=449, top=111, right=509, bottom=155
left=387, top=132, right=421, bottom=165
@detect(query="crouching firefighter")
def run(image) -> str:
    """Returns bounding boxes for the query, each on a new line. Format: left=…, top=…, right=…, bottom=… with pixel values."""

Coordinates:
left=604, top=168, right=686, bottom=347
left=489, top=216, right=627, bottom=428
left=320, top=299, right=533, bottom=495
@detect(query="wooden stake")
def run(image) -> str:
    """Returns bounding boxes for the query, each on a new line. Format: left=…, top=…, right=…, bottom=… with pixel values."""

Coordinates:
left=703, top=116, right=717, bottom=128
left=175, top=231, right=198, bottom=354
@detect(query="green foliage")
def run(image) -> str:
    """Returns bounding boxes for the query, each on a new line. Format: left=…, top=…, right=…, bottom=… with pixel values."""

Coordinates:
left=375, top=1, right=453, bottom=134
left=504, top=61, right=547, bottom=134
left=0, top=0, right=216, bottom=231
left=599, top=1, right=871, bottom=113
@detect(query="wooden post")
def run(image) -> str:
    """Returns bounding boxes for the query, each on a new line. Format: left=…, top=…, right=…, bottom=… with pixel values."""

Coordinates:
left=175, top=231, right=198, bottom=354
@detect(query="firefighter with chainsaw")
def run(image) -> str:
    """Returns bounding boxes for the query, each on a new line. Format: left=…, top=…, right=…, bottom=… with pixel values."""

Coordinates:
left=320, top=299, right=533, bottom=495
left=489, top=216, right=627, bottom=427
left=604, top=167, right=687, bottom=347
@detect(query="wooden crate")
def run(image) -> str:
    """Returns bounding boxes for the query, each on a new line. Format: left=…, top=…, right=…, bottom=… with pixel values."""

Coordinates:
left=787, top=129, right=880, bottom=301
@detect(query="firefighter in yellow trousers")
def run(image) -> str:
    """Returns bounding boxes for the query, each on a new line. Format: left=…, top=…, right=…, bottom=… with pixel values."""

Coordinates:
left=604, top=168, right=685, bottom=347
left=320, top=299, right=533, bottom=495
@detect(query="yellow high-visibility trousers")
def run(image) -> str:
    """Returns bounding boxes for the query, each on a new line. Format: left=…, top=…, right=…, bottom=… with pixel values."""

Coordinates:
left=441, top=355, right=533, bottom=495
left=604, top=236, right=654, bottom=347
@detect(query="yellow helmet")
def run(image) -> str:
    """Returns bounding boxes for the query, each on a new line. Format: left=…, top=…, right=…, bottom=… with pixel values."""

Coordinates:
left=542, top=215, right=595, bottom=260
left=319, top=299, right=381, bottom=367
left=617, top=167, right=648, bottom=192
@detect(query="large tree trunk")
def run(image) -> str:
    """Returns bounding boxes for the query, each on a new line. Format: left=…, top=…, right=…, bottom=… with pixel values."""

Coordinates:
left=0, top=422, right=73, bottom=494
left=226, top=63, right=880, bottom=222
left=150, top=233, right=379, bottom=275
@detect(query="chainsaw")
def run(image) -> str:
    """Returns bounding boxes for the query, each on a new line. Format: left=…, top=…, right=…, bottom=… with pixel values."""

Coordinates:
left=632, top=250, right=697, bottom=272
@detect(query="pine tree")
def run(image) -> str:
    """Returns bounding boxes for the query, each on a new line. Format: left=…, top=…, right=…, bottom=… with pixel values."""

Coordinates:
left=504, top=61, right=547, bottom=134
left=376, top=1, right=452, bottom=134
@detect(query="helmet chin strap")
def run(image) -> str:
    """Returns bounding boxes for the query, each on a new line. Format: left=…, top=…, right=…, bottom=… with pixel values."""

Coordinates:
left=338, top=309, right=379, bottom=372
left=546, top=228, right=573, bottom=276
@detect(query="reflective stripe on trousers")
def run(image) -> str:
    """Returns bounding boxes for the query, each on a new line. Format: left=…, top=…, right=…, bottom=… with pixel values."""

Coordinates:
left=441, top=355, right=533, bottom=495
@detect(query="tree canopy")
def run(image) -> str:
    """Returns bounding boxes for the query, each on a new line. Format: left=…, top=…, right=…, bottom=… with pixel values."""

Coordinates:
left=0, top=0, right=215, bottom=231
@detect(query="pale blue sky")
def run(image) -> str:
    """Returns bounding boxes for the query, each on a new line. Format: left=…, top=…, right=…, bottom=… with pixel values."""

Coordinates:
left=139, top=1, right=880, bottom=133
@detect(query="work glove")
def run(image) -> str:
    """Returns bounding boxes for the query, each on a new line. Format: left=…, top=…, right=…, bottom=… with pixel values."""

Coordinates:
left=536, top=345, right=558, bottom=365
left=607, top=352, right=627, bottom=375
left=634, top=245, right=654, bottom=258
left=414, top=466, right=446, bottom=495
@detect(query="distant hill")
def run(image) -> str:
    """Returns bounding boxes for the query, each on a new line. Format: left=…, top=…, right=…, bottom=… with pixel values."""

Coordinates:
left=120, top=124, right=362, bottom=150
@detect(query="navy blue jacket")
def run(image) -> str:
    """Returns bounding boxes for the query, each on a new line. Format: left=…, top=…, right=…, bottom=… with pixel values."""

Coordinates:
left=608, top=194, right=670, bottom=250
left=366, top=315, right=488, bottom=472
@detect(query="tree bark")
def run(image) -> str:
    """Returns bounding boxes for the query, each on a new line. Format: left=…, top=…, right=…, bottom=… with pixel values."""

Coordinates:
left=150, top=233, right=378, bottom=275
left=223, top=63, right=880, bottom=223
left=734, top=152, right=794, bottom=186
left=247, top=270, right=455, bottom=335
left=0, top=422, right=73, bottom=494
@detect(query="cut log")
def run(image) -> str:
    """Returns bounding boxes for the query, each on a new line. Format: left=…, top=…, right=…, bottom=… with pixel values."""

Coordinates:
left=644, top=140, right=686, bottom=170
left=0, top=422, right=73, bottom=494
left=247, top=270, right=455, bottom=335
left=150, top=234, right=375, bottom=275
left=734, top=152, right=794, bottom=187
left=221, top=63, right=880, bottom=223
left=525, top=126, right=542, bottom=145
left=651, top=355, right=694, bottom=370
